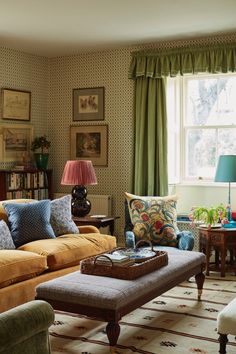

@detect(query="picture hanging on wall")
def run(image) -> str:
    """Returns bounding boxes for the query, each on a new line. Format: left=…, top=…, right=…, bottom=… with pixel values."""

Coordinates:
left=73, top=87, right=104, bottom=121
left=0, top=123, right=33, bottom=162
left=70, top=124, right=108, bottom=166
left=1, top=88, right=31, bottom=121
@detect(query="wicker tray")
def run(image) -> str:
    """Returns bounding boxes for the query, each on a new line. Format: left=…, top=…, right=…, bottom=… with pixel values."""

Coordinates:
left=80, top=247, right=168, bottom=280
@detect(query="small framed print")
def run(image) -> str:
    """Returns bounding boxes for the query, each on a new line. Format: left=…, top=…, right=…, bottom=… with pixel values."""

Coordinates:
left=2, top=88, right=31, bottom=121
left=70, top=124, right=108, bottom=166
left=73, top=87, right=104, bottom=121
left=0, top=123, right=33, bottom=162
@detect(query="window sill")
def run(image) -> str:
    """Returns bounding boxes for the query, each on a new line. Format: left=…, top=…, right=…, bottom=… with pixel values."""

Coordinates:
left=171, top=181, right=234, bottom=188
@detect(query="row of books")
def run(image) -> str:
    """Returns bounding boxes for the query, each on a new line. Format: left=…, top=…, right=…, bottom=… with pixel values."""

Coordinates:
left=6, top=188, right=49, bottom=200
left=6, top=172, right=48, bottom=191
left=96, top=253, right=135, bottom=267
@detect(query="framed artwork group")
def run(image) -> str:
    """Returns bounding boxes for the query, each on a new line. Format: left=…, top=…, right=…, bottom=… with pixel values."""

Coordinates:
left=0, top=85, right=108, bottom=166
left=72, top=86, right=108, bottom=166
left=0, top=88, right=32, bottom=163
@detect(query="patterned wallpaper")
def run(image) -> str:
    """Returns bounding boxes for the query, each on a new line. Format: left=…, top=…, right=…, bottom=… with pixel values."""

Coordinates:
left=1, top=32, right=236, bottom=244
left=0, top=47, right=48, bottom=169
left=48, top=49, right=134, bottom=243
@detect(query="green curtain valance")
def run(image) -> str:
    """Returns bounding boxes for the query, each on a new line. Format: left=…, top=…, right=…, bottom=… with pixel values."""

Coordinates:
left=129, top=44, right=236, bottom=79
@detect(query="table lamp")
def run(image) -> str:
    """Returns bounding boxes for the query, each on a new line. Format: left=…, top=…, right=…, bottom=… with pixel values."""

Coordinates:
left=214, top=155, right=236, bottom=227
left=61, top=160, right=97, bottom=217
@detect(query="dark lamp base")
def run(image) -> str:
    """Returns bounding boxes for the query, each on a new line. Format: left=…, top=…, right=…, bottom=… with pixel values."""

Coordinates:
left=71, top=185, right=91, bottom=217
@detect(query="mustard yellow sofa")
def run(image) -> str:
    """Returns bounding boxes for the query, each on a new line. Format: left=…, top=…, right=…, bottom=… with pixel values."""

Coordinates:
left=0, top=199, right=116, bottom=313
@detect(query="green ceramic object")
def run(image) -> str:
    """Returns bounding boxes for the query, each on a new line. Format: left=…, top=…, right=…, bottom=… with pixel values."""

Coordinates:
left=34, top=153, right=49, bottom=169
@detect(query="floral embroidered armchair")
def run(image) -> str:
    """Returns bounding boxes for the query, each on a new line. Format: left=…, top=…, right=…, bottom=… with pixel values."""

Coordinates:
left=124, top=193, right=194, bottom=251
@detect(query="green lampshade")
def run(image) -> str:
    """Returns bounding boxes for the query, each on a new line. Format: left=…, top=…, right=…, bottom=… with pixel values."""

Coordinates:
left=214, top=155, right=236, bottom=182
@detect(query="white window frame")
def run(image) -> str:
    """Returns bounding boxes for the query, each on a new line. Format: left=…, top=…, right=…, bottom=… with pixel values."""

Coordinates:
left=167, top=77, right=180, bottom=185
left=167, top=72, right=236, bottom=185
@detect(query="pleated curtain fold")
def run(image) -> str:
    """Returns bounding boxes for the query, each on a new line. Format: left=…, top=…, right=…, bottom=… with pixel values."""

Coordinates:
left=129, top=44, right=236, bottom=79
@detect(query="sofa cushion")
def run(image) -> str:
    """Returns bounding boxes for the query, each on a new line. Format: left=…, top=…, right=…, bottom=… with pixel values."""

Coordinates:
left=0, top=220, right=15, bottom=250
left=0, top=250, right=48, bottom=289
left=50, top=195, right=78, bottom=236
left=125, top=192, right=179, bottom=246
left=3, top=200, right=56, bottom=248
left=19, top=233, right=117, bottom=271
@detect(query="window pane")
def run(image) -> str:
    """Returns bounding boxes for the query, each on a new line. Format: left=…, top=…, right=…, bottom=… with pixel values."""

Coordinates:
left=217, top=78, right=236, bottom=124
left=186, top=78, right=217, bottom=125
left=186, top=129, right=217, bottom=178
left=218, top=129, right=236, bottom=155
left=186, top=76, right=236, bottom=126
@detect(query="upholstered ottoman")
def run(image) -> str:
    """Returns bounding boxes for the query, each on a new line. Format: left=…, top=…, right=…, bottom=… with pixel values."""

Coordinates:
left=217, top=297, right=236, bottom=354
left=36, top=248, right=205, bottom=347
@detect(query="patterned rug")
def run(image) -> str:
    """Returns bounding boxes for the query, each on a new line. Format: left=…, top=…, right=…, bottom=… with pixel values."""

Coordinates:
left=50, top=273, right=236, bottom=354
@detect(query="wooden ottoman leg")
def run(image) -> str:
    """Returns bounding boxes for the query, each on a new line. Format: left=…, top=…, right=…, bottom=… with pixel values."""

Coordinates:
left=106, top=321, right=120, bottom=347
left=195, top=271, right=205, bottom=300
left=218, top=333, right=228, bottom=354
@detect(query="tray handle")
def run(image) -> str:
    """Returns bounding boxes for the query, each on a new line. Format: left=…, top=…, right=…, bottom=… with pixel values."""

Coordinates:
left=135, top=239, right=154, bottom=252
left=94, top=255, right=114, bottom=267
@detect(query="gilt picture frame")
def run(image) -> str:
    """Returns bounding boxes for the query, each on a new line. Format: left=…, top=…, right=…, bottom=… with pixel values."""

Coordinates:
left=70, top=124, right=108, bottom=166
left=73, top=87, right=104, bottom=121
left=0, top=123, right=33, bottom=162
left=2, top=88, right=31, bottom=121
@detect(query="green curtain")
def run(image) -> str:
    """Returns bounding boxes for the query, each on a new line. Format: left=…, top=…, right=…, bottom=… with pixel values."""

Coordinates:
left=133, top=76, right=168, bottom=196
left=130, top=42, right=236, bottom=196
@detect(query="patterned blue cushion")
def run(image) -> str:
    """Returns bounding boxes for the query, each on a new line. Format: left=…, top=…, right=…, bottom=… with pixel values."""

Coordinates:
left=50, top=195, right=78, bottom=236
left=3, top=200, right=56, bottom=248
left=0, top=220, right=15, bottom=249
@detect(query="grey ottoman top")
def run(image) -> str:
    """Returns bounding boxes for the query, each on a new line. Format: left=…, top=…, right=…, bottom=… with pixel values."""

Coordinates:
left=36, top=249, right=205, bottom=310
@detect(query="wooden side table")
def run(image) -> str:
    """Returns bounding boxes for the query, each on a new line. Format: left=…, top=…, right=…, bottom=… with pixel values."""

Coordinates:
left=199, top=227, right=236, bottom=277
left=72, top=216, right=119, bottom=235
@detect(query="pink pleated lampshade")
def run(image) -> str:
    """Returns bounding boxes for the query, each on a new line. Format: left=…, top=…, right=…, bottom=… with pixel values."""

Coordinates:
left=61, top=160, right=97, bottom=186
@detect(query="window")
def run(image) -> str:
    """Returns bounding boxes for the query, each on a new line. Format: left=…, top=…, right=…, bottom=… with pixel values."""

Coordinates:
left=167, top=73, right=236, bottom=184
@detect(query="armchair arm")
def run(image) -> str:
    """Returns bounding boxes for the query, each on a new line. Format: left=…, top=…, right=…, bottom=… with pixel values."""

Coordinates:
left=0, top=300, right=54, bottom=354
left=177, top=230, right=194, bottom=251
left=125, top=230, right=136, bottom=248
left=78, top=225, right=100, bottom=233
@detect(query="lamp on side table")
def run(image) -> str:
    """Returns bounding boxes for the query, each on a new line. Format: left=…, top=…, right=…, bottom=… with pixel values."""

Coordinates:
left=61, top=160, right=97, bottom=217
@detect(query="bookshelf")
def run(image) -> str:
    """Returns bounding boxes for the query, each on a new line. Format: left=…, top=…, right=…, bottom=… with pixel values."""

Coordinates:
left=0, top=169, right=53, bottom=201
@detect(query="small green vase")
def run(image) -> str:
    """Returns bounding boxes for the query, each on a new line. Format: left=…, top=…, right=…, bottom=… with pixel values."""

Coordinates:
left=34, top=153, right=49, bottom=169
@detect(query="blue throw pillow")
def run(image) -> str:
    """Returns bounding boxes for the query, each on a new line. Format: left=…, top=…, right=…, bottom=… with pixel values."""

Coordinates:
left=50, top=195, right=79, bottom=236
left=3, top=200, right=56, bottom=248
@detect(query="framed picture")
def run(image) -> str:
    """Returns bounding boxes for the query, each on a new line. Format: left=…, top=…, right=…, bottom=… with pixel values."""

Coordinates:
left=73, top=87, right=104, bottom=121
left=70, top=124, right=108, bottom=166
left=2, top=88, right=31, bottom=121
left=0, top=123, right=33, bottom=162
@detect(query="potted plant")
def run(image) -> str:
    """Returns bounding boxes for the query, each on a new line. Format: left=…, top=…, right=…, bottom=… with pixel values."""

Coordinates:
left=189, top=204, right=227, bottom=229
left=31, top=135, right=51, bottom=169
